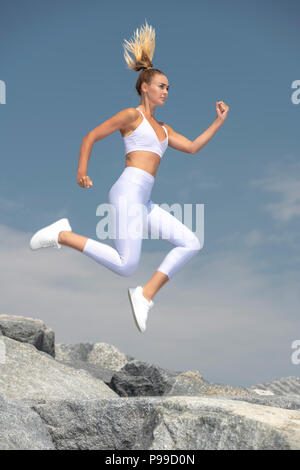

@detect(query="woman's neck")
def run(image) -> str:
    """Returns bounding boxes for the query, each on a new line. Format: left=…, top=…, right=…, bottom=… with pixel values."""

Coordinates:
left=138, top=101, right=156, bottom=118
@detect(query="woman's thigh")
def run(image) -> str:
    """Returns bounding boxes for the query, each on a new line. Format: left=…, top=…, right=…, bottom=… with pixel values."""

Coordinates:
left=146, top=200, right=200, bottom=248
left=108, top=181, right=149, bottom=264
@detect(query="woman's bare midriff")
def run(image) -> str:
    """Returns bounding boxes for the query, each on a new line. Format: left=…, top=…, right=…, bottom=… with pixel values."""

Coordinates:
left=125, top=151, right=161, bottom=178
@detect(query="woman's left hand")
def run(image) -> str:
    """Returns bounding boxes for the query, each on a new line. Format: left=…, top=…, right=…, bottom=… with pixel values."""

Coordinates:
left=216, top=101, right=230, bottom=122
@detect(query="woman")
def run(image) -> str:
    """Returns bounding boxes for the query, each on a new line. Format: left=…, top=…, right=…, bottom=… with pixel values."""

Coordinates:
left=30, top=21, right=229, bottom=333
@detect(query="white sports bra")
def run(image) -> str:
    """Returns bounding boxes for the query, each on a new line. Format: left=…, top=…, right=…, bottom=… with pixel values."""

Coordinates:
left=122, top=107, right=168, bottom=159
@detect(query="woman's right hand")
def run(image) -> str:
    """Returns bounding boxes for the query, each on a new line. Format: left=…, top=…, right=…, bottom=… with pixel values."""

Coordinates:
left=77, top=174, right=93, bottom=188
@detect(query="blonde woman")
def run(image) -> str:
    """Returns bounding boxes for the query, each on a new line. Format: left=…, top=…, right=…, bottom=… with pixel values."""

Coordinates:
left=30, top=21, right=229, bottom=333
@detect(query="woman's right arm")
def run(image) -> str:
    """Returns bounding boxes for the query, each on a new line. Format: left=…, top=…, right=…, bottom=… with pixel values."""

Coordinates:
left=77, top=108, right=138, bottom=188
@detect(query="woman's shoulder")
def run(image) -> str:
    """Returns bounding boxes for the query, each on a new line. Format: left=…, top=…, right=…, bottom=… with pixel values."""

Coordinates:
left=117, top=107, right=141, bottom=136
left=123, top=107, right=140, bottom=118
left=115, top=107, right=140, bottom=121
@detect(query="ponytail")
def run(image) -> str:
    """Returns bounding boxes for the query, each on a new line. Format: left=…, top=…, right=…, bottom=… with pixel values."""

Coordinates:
left=122, top=20, right=165, bottom=96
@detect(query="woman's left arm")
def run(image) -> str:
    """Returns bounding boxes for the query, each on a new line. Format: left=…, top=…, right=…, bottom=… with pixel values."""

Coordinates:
left=165, top=101, right=230, bottom=155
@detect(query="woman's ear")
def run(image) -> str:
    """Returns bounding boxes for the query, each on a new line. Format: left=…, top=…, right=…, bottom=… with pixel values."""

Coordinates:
left=141, top=82, right=147, bottom=94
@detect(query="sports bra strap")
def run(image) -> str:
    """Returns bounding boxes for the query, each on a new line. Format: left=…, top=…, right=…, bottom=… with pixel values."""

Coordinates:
left=136, top=107, right=145, bottom=118
left=136, top=107, right=168, bottom=137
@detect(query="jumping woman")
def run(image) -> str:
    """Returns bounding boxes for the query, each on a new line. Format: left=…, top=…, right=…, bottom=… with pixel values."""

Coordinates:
left=30, top=21, right=229, bottom=333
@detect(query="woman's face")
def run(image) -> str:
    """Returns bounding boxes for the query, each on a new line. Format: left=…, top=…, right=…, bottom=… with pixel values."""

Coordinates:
left=143, top=74, right=169, bottom=105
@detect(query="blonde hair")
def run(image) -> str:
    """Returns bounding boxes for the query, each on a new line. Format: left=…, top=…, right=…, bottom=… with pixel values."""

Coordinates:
left=122, top=20, right=165, bottom=96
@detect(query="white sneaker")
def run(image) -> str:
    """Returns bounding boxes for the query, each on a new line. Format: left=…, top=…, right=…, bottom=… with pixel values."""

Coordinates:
left=128, top=286, right=154, bottom=333
left=29, top=218, right=72, bottom=250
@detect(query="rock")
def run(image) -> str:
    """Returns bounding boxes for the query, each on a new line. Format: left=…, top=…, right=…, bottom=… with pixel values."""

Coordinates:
left=0, top=337, right=5, bottom=365
left=31, top=396, right=300, bottom=450
left=166, top=375, right=300, bottom=410
left=109, top=362, right=253, bottom=399
left=88, top=343, right=129, bottom=370
left=166, top=370, right=251, bottom=397
left=0, top=396, right=55, bottom=450
left=54, top=342, right=132, bottom=385
left=125, top=354, right=136, bottom=362
left=32, top=397, right=160, bottom=450
left=55, top=342, right=129, bottom=371
left=149, top=396, right=300, bottom=450
left=109, top=360, right=180, bottom=396
left=54, top=343, right=93, bottom=362
left=0, top=336, right=117, bottom=401
left=206, top=393, right=300, bottom=411
left=247, top=377, right=300, bottom=396
left=0, top=314, right=55, bottom=357
left=2, top=313, right=300, bottom=450
left=56, top=359, right=116, bottom=384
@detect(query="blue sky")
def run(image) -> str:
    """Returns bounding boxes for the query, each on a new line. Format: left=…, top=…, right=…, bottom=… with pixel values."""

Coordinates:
left=1, top=0, right=300, bottom=387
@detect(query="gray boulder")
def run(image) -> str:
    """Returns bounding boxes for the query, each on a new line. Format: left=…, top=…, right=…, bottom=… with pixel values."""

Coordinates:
left=149, top=396, right=300, bottom=450
left=163, top=371, right=300, bottom=411
left=247, top=377, right=300, bottom=396
left=32, top=396, right=300, bottom=450
left=88, top=343, right=130, bottom=370
left=207, top=392, right=300, bottom=410
left=109, top=360, right=180, bottom=396
left=54, top=342, right=133, bottom=385
left=2, top=313, right=300, bottom=450
left=0, top=336, right=5, bottom=365
left=55, top=342, right=130, bottom=370
left=54, top=343, right=93, bottom=362
left=56, top=359, right=116, bottom=384
left=166, top=370, right=251, bottom=397
left=0, top=336, right=117, bottom=401
left=0, top=397, right=54, bottom=450
left=0, top=314, right=55, bottom=357
left=109, top=361, right=253, bottom=399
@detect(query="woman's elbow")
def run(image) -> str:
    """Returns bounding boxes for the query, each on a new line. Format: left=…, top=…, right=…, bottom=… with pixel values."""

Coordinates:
left=84, top=132, right=95, bottom=145
left=189, top=143, right=195, bottom=155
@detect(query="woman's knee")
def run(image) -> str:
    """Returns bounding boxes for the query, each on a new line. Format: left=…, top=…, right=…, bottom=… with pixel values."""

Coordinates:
left=118, top=259, right=139, bottom=277
left=187, top=233, right=203, bottom=252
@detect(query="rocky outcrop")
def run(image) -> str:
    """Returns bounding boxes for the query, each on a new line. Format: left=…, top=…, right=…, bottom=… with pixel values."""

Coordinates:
left=210, top=391, right=300, bottom=411
left=109, top=360, right=180, bottom=396
left=248, top=377, right=300, bottom=396
left=108, top=361, right=251, bottom=398
left=0, top=315, right=55, bottom=357
left=0, top=397, right=55, bottom=450
left=54, top=342, right=133, bottom=384
left=0, top=336, right=117, bottom=401
left=1, top=315, right=300, bottom=450
left=55, top=342, right=134, bottom=369
left=30, top=396, right=300, bottom=450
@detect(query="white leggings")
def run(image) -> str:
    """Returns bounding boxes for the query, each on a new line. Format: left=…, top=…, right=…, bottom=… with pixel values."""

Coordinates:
left=83, top=166, right=202, bottom=279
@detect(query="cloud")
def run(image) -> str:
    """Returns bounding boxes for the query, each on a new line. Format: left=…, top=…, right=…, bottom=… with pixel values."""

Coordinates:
left=231, top=228, right=300, bottom=251
left=0, top=223, right=299, bottom=387
left=244, top=229, right=264, bottom=247
left=250, top=155, right=300, bottom=222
